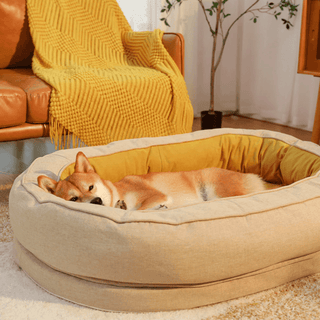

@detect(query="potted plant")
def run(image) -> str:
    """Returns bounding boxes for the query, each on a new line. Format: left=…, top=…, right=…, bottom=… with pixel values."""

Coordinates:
left=161, top=0, right=298, bottom=129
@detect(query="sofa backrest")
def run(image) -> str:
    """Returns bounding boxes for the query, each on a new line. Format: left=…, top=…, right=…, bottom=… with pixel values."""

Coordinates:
left=0, top=0, right=34, bottom=68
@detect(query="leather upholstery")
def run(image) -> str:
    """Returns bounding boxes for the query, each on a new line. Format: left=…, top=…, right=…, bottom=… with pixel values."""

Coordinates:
left=0, top=69, right=51, bottom=123
left=162, top=33, right=185, bottom=77
left=0, top=123, right=49, bottom=142
left=0, top=0, right=185, bottom=142
left=0, top=78, right=26, bottom=128
left=0, top=0, right=34, bottom=68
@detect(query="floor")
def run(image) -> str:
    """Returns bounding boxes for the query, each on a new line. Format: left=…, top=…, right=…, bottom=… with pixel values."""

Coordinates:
left=0, top=137, right=56, bottom=175
left=192, top=115, right=313, bottom=142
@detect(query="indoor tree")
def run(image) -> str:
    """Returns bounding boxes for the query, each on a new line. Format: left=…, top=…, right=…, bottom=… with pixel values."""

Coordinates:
left=161, top=0, right=299, bottom=128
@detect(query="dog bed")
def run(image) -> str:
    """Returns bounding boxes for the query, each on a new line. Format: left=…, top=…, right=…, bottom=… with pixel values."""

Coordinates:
left=9, top=128, right=320, bottom=312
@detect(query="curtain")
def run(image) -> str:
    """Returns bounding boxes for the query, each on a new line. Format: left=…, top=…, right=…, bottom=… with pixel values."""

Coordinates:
left=239, top=0, right=319, bottom=130
left=160, top=0, right=319, bottom=131
left=117, top=0, right=162, bottom=31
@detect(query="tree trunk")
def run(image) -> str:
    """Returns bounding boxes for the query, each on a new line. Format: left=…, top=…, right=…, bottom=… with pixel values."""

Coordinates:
left=210, top=48, right=215, bottom=113
left=210, top=0, right=222, bottom=113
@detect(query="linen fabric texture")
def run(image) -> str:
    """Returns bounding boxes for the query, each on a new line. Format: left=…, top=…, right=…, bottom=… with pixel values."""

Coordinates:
left=9, top=129, right=320, bottom=312
left=26, top=0, right=193, bottom=148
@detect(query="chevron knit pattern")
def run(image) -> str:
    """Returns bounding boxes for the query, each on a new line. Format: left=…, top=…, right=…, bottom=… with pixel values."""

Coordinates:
left=27, top=0, right=194, bottom=148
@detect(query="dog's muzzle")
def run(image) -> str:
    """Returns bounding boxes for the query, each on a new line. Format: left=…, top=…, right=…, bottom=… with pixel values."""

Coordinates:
left=90, top=197, right=103, bottom=205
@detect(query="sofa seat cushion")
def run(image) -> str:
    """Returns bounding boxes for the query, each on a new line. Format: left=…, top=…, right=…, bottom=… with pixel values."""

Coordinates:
left=0, top=78, right=26, bottom=128
left=0, top=69, right=51, bottom=124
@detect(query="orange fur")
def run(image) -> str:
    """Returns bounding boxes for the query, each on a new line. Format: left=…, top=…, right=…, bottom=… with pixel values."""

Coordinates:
left=37, top=152, right=266, bottom=210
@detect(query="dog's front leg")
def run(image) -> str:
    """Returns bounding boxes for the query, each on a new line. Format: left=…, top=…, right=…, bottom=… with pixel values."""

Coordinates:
left=115, top=200, right=127, bottom=210
left=139, top=193, right=169, bottom=210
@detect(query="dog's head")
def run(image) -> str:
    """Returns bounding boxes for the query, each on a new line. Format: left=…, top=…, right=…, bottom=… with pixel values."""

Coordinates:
left=38, top=152, right=111, bottom=206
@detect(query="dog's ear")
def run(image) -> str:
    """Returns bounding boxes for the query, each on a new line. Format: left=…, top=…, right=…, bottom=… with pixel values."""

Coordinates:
left=74, top=152, right=95, bottom=173
left=38, top=175, right=58, bottom=194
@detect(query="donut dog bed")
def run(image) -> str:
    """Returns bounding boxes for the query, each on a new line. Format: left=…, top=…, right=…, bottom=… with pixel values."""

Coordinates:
left=9, top=128, right=320, bottom=312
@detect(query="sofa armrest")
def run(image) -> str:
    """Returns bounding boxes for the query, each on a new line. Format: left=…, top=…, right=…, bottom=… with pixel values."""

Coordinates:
left=162, top=33, right=185, bottom=77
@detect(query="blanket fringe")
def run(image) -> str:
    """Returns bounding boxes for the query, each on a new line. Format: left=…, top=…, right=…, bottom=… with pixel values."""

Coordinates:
left=49, top=115, right=86, bottom=150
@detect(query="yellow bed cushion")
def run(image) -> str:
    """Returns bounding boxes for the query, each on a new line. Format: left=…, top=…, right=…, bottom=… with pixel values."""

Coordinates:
left=9, top=128, right=320, bottom=312
left=61, top=134, right=320, bottom=185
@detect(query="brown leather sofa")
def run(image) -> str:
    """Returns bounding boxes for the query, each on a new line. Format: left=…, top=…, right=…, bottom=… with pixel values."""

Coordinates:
left=0, top=0, right=185, bottom=143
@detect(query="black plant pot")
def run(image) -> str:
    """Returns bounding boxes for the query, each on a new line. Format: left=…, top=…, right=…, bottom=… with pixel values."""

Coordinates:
left=201, top=110, right=222, bottom=130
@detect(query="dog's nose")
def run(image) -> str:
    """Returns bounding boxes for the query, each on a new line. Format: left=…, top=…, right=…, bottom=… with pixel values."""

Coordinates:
left=90, top=197, right=103, bottom=205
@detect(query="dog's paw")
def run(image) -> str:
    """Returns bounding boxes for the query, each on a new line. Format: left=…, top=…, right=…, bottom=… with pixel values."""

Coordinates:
left=155, top=204, right=168, bottom=210
left=115, top=200, right=127, bottom=210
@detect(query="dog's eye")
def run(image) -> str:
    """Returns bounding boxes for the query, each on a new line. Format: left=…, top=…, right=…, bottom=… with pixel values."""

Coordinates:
left=89, top=185, right=94, bottom=191
left=70, top=197, right=78, bottom=202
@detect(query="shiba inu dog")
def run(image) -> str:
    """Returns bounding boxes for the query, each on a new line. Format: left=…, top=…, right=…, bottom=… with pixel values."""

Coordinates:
left=38, top=151, right=266, bottom=210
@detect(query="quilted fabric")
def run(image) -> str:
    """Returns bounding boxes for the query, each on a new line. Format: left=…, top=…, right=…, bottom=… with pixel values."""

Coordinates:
left=27, top=0, right=193, bottom=148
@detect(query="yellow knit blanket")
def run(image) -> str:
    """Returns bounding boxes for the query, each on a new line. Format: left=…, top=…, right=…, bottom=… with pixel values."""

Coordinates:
left=27, top=0, right=194, bottom=148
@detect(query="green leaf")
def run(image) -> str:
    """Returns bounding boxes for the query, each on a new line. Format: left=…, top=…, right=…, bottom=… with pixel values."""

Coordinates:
left=212, top=2, right=219, bottom=9
left=274, top=11, right=281, bottom=20
left=268, top=2, right=274, bottom=9
left=165, top=0, right=172, bottom=10
left=206, top=8, right=213, bottom=16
